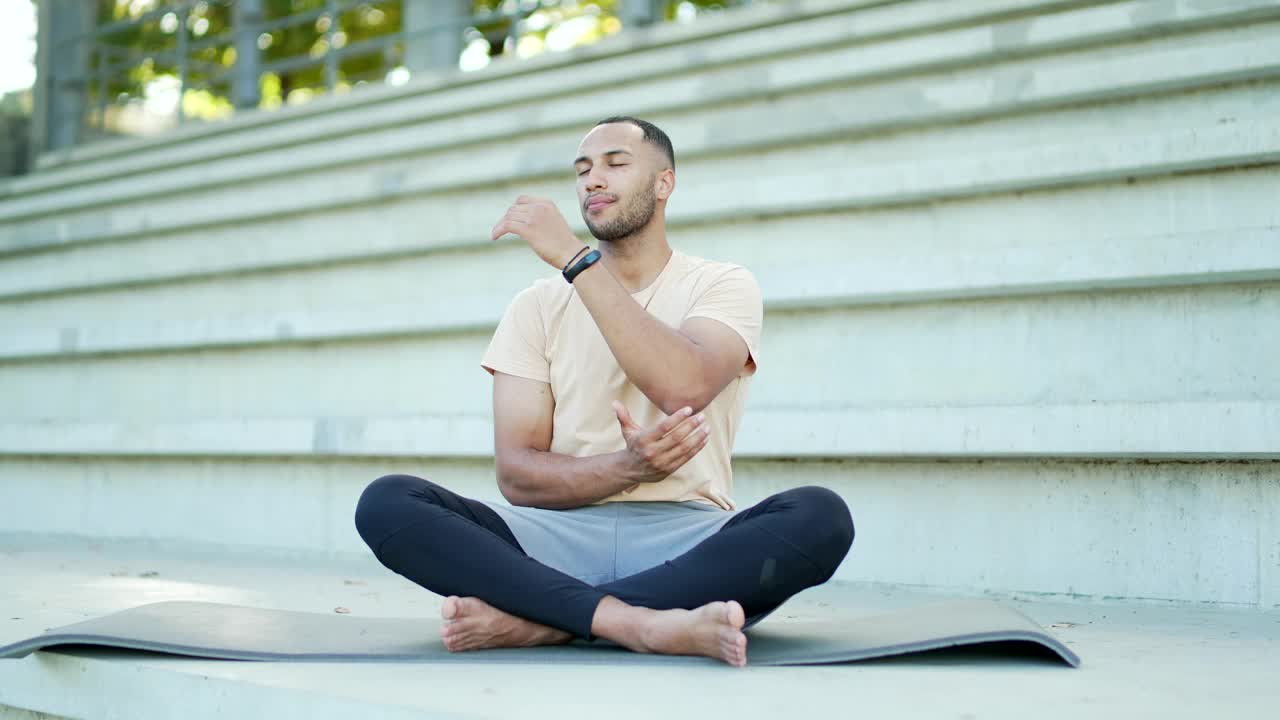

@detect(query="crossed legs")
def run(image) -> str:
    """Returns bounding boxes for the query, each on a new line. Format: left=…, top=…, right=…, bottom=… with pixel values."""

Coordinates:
left=353, top=474, right=854, bottom=665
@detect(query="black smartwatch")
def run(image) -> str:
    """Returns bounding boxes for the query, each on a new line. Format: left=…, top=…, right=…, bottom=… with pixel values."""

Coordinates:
left=563, top=249, right=601, bottom=284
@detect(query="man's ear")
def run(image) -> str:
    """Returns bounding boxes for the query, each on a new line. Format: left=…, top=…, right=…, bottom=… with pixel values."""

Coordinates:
left=655, top=167, right=675, bottom=201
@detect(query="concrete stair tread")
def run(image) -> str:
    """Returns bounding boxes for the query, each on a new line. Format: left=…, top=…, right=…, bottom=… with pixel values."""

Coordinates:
left=0, top=0, right=1097, bottom=193
left=3, top=106, right=1278, bottom=295
left=1, top=224, right=1276, bottom=360
left=2, top=401, right=1277, bottom=459
left=1, top=0, right=1275, bottom=631
left=2, top=0, right=1278, bottom=231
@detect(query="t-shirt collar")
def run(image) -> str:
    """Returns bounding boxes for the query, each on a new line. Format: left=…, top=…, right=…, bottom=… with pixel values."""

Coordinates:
left=630, top=247, right=681, bottom=297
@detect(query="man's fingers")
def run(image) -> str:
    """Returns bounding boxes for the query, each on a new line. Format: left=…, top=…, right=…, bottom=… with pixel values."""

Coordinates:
left=614, top=401, right=638, bottom=431
left=645, top=412, right=705, bottom=461
left=640, top=408, right=699, bottom=455
left=659, top=412, right=704, bottom=446
left=491, top=200, right=538, bottom=240
left=651, top=424, right=710, bottom=470
left=655, top=407, right=694, bottom=435
left=490, top=218, right=528, bottom=241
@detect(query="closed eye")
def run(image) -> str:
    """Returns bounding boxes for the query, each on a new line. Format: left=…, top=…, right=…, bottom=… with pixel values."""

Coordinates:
left=576, top=163, right=627, bottom=176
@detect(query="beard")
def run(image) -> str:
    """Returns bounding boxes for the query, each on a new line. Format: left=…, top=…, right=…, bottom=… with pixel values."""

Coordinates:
left=583, top=179, right=658, bottom=243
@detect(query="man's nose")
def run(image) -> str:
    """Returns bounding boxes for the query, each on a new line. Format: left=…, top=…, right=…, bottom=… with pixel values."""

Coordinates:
left=584, top=167, right=607, bottom=191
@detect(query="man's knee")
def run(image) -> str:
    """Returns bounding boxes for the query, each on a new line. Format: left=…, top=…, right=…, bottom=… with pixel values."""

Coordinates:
left=780, top=485, right=855, bottom=578
left=353, top=473, right=423, bottom=548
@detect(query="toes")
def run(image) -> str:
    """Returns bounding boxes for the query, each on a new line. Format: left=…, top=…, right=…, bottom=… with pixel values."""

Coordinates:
left=443, top=596, right=490, bottom=621
left=444, top=631, right=475, bottom=652
left=440, top=625, right=461, bottom=648
left=725, top=600, right=746, bottom=629
left=441, top=596, right=461, bottom=620
left=718, top=627, right=748, bottom=667
left=726, top=645, right=745, bottom=667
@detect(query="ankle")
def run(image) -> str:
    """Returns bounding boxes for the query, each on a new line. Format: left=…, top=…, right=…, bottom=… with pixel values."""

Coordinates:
left=590, top=596, right=657, bottom=652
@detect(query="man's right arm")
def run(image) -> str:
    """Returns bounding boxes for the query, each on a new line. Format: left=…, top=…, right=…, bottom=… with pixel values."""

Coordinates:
left=492, top=372, right=709, bottom=510
left=493, top=372, right=634, bottom=509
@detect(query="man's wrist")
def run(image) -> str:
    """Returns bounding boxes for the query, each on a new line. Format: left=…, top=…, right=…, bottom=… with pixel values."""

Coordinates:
left=604, top=449, right=630, bottom=481
left=559, top=243, right=590, bottom=271
left=604, top=450, right=640, bottom=488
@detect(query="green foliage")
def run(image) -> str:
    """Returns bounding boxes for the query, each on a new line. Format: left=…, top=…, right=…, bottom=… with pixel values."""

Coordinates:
left=86, top=0, right=748, bottom=120
left=92, top=1, right=406, bottom=107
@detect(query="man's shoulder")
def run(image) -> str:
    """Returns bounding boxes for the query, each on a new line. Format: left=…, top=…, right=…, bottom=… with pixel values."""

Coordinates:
left=530, top=273, right=574, bottom=300
left=506, top=273, right=573, bottom=314
left=675, top=251, right=759, bottom=290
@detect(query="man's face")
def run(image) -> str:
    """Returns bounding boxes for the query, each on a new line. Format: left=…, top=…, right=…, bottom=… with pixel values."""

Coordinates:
left=573, top=123, right=664, bottom=243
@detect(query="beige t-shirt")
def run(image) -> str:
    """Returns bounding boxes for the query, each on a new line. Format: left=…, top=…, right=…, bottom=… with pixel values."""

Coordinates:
left=480, top=248, right=763, bottom=510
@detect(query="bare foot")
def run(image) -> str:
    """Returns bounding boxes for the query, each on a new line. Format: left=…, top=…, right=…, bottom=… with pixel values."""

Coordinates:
left=639, top=600, right=748, bottom=667
left=439, top=596, right=573, bottom=652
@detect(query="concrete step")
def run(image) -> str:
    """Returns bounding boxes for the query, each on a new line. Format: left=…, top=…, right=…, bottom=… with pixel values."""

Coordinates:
left=3, top=459, right=1277, bottom=606
left=2, top=401, right=1278, bottom=459
left=2, top=0, right=1276, bottom=611
left=2, top=0, right=1276, bottom=250
left=0, top=19, right=1275, bottom=299
left=2, top=173, right=1278, bottom=360
left=4, top=253, right=1278, bottom=438
left=0, top=0, right=1153, bottom=198
left=0, top=537, right=1276, bottom=719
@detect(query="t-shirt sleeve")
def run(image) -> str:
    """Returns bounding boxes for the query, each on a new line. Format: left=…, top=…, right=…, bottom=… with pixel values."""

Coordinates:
left=481, top=286, right=550, bottom=382
left=684, top=266, right=763, bottom=372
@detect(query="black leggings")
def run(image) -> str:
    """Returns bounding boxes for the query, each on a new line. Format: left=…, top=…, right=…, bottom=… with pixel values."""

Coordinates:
left=354, top=474, right=854, bottom=640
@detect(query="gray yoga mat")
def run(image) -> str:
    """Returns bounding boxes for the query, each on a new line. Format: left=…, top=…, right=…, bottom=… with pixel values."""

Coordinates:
left=0, top=598, right=1080, bottom=667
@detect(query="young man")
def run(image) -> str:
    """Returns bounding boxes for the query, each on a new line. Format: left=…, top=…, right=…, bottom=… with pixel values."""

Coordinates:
left=354, top=117, right=854, bottom=667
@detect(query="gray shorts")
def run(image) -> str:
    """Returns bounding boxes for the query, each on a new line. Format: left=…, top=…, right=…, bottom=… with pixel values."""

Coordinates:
left=480, top=500, right=741, bottom=586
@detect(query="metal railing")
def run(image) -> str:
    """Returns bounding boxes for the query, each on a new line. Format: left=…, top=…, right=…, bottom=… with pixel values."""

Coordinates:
left=37, top=0, right=752, bottom=152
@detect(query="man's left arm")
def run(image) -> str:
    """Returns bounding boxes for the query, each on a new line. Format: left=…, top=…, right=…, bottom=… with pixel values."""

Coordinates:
left=492, top=196, right=758, bottom=415
left=571, top=264, right=750, bottom=415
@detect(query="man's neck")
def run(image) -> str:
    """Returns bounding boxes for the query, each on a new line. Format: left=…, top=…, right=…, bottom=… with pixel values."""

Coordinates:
left=597, top=227, right=674, bottom=294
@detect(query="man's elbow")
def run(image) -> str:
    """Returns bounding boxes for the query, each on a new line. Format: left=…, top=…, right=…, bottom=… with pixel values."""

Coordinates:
left=495, top=457, right=535, bottom=507
left=654, top=348, right=734, bottom=415
left=497, top=475, right=572, bottom=510
left=657, top=386, right=716, bottom=417
left=497, top=476, right=532, bottom=507
left=496, top=459, right=565, bottom=509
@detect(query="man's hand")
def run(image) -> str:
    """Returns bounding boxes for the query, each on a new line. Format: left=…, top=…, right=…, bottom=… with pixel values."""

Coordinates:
left=612, top=401, right=710, bottom=486
left=490, top=195, right=585, bottom=270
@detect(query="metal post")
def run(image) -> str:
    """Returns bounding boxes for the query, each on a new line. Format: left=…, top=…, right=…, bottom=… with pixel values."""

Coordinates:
left=324, top=0, right=339, bottom=91
left=30, top=0, right=54, bottom=158
left=232, top=0, right=263, bottom=110
left=404, top=0, right=468, bottom=72
left=35, top=0, right=95, bottom=152
left=623, top=0, right=660, bottom=29
left=176, top=6, right=189, bottom=125
left=95, top=44, right=109, bottom=137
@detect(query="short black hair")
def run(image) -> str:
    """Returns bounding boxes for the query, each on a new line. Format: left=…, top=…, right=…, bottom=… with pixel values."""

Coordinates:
left=594, top=116, right=675, bottom=170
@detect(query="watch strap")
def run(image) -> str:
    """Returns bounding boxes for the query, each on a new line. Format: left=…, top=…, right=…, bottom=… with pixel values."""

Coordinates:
left=561, top=246, right=590, bottom=273
left=563, top=249, right=601, bottom=284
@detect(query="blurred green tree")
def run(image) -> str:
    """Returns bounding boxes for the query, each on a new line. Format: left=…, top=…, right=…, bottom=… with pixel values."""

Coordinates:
left=82, top=0, right=739, bottom=133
